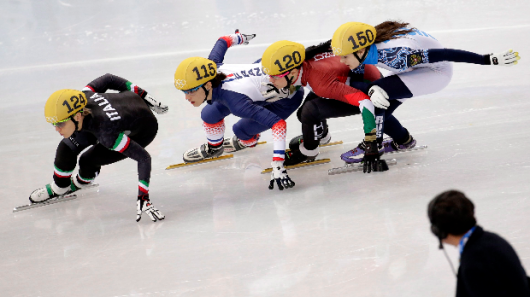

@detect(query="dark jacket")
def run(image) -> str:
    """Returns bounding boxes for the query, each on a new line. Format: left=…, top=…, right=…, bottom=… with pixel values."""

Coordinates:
left=457, top=226, right=530, bottom=297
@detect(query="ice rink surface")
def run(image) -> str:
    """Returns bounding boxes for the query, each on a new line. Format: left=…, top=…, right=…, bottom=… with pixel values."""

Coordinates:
left=1, top=0, right=529, bottom=296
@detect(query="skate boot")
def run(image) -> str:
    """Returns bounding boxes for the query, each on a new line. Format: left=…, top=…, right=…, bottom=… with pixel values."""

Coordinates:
left=341, top=140, right=384, bottom=164
left=382, top=135, right=416, bottom=153
left=223, top=134, right=259, bottom=153
left=288, top=132, right=331, bottom=152
left=183, top=143, right=224, bottom=163
left=29, top=183, right=71, bottom=203
left=284, top=149, right=316, bottom=166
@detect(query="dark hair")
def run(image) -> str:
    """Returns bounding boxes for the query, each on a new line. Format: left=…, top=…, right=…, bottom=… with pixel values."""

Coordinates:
left=304, top=20, right=415, bottom=62
left=305, top=39, right=332, bottom=60
left=428, top=190, right=477, bottom=237
left=374, top=20, right=416, bottom=44
left=211, top=72, right=227, bottom=88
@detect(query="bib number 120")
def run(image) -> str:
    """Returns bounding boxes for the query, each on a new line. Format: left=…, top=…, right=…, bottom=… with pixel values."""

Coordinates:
left=274, top=51, right=302, bottom=72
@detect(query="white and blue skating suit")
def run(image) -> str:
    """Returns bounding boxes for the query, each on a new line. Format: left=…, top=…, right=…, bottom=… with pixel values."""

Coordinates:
left=201, top=38, right=305, bottom=161
left=349, top=28, right=493, bottom=143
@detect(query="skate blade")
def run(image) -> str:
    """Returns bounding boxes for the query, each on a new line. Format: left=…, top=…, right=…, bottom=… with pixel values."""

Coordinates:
left=286, top=141, right=343, bottom=153
left=14, top=183, right=100, bottom=213
left=328, top=159, right=397, bottom=175
left=261, top=158, right=331, bottom=174
left=224, top=141, right=267, bottom=153
left=166, top=154, right=234, bottom=170
left=386, top=145, right=428, bottom=155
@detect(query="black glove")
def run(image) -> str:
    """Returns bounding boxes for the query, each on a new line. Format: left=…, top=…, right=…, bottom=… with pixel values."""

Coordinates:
left=362, top=140, right=389, bottom=173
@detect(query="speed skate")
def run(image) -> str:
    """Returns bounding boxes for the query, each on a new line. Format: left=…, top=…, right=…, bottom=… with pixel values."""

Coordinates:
left=386, top=144, right=428, bottom=155
left=261, top=158, right=331, bottom=174
left=286, top=140, right=343, bottom=153
left=167, top=141, right=268, bottom=170
left=14, top=183, right=100, bottom=213
left=329, top=145, right=428, bottom=175
left=328, top=159, right=398, bottom=175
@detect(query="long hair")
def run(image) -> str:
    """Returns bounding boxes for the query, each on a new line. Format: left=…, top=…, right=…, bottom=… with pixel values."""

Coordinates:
left=374, top=20, right=415, bottom=43
left=211, top=72, right=227, bottom=88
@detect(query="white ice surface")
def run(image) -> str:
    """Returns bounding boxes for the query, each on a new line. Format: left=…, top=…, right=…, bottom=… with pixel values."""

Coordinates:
left=1, top=1, right=530, bottom=296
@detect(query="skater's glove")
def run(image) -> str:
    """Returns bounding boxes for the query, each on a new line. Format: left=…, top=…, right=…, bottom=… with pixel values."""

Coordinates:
left=489, top=49, right=520, bottom=66
left=223, top=29, right=256, bottom=47
left=368, top=85, right=390, bottom=110
left=362, top=140, right=389, bottom=174
left=144, top=94, right=169, bottom=114
left=262, top=82, right=290, bottom=102
left=137, top=194, right=165, bottom=222
left=269, top=161, right=295, bottom=191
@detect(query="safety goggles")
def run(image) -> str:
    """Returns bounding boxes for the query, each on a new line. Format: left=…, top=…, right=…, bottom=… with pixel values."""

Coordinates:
left=269, top=71, right=290, bottom=80
left=182, top=84, right=203, bottom=95
left=52, top=117, right=71, bottom=128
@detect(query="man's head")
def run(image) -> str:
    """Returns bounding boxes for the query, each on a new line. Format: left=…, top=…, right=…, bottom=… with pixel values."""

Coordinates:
left=428, top=190, right=477, bottom=247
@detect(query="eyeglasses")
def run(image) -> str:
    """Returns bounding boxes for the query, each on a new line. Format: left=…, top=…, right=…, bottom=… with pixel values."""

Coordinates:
left=269, top=71, right=290, bottom=80
left=182, top=84, right=203, bottom=95
left=52, top=117, right=71, bottom=128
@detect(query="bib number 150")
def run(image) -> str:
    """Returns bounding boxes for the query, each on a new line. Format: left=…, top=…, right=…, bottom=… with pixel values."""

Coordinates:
left=348, top=29, right=375, bottom=50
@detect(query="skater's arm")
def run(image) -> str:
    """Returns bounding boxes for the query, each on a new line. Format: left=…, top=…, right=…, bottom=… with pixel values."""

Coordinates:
left=428, top=48, right=491, bottom=65
left=348, top=64, right=382, bottom=94
left=209, top=31, right=257, bottom=65
left=102, top=133, right=152, bottom=196
left=225, top=91, right=282, bottom=128
left=308, top=70, right=370, bottom=107
left=83, top=73, right=148, bottom=99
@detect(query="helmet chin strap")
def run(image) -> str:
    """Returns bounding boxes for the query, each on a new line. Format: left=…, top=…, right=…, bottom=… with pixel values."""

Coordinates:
left=353, top=47, right=370, bottom=64
left=70, top=114, right=80, bottom=131
left=201, top=85, right=210, bottom=103
left=284, top=69, right=300, bottom=89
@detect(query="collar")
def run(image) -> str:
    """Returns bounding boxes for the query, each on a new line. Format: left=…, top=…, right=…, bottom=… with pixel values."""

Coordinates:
left=458, top=226, right=477, bottom=255
left=362, top=44, right=378, bottom=65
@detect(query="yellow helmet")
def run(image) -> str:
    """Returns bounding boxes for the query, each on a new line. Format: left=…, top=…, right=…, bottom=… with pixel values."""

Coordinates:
left=262, top=40, right=305, bottom=76
left=331, top=22, right=377, bottom=56
left=44, top=89, right=87, bottom=124
left=174, top=57, right=217, bottom=91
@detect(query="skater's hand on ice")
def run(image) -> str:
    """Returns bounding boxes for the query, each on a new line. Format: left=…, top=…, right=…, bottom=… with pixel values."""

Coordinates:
left=368, top=85, right=390, bottom=109
left=269, top=161, right=295, bottom=191
left=262, top=82, right=289, bottom=102
left=137, top=194, right=165, bottom=222
left=362, top=140, right=389, bottom=173
left=490, top=49, right=520, bottom=66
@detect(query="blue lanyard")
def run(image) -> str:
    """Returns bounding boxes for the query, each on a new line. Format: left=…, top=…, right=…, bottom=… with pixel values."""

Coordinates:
left=459, top=226, right=476, bottom=255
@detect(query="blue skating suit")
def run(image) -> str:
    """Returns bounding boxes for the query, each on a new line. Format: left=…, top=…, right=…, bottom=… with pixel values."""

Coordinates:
left=202, top=39, right=304, bottom=143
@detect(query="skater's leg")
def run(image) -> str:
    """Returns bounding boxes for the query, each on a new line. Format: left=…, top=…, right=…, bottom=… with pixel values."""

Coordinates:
left=300, top=98, right=360, bottom=151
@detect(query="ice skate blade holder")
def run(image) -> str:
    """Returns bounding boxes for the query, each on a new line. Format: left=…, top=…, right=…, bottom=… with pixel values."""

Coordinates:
left=14, top=183, right=100, bottom=213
